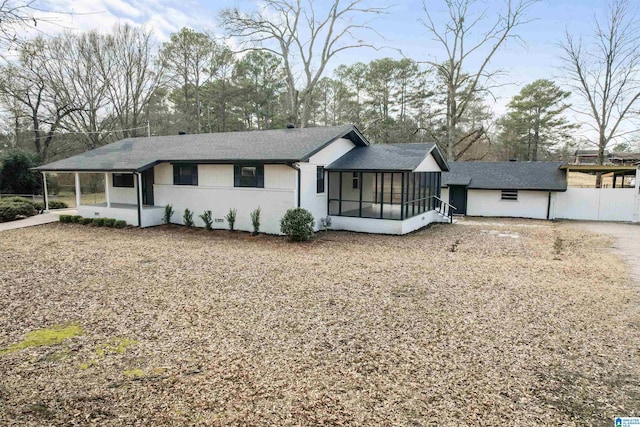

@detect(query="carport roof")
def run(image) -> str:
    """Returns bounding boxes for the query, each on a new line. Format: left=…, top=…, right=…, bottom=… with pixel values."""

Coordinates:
left=442, top=161, right=567, bottom=191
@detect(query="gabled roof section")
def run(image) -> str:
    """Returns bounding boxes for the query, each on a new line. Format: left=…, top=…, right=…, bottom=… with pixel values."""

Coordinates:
left=325, top=143, right=449, bottom=172
left=35, top=125, right=368, bottom=172
left=442, top=161, right=567, bottom=191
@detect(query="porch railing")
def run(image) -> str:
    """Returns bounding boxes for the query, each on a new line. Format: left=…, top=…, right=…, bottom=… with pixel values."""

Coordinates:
left=432, top=196, right=456, bottom=223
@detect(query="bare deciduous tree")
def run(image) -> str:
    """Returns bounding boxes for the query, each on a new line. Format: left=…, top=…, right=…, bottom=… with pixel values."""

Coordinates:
left=560, top=0, right=640, bottom=184
left=95, top=24, right=165, bottom=139
left=421, top=0, right=537, bottom=160
left=0, top=38, right=82, bottom=161
left=220, top=0, right=388, bottom=127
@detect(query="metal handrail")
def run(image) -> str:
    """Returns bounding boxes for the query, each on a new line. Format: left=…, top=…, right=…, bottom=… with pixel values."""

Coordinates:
left=432, top=196, right=457, bottom=223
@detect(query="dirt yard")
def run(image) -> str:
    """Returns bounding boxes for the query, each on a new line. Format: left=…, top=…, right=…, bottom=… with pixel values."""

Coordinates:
left=1, top=221, right=639, bottom=425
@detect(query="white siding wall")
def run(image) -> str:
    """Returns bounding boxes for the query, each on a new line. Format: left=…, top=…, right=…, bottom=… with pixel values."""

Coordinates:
left=301, top=137, right=357, bottom=229
left=414, top=153, right=441, bottom=172
left=152, top=162, right=296, bottom=234
left=78, top=205, right=139, bottom=225
left=466, top=189, right=550, bottom=219
left=198, top=165, right=233, bottom=187
left=552, top=188, right=637, bottom=222
left=330, top=210, right=447, bottom=235
left=308, top=137, right=355, bottom=164
left=105, top=173, right=137, bottom=204
left=441, top=187, right=449, bottom=204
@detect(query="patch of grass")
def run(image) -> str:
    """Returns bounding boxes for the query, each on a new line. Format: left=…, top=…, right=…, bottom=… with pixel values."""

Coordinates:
left=94, top=337, right=137, bottom=357
left=123, top=368, right=145, bottom=378
left=0, top=324, right=82, bottom=356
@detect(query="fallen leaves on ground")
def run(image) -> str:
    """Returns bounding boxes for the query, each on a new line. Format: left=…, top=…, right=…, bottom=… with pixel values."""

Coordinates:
left=0, top=221, right=639, bottom=426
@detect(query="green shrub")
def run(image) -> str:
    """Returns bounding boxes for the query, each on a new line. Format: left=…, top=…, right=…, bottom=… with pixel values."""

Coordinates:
left=280, top=208, right=315, bottom=241
left=0, top=196, right=34, bottom=205
left=163, top=204, right=174, bottom=224
left=199, top=210, right=213, bottom=230
left=183, top=208, right=194, bottom=227
left=225, top=208, right=237, bottom=231
left=103, top=218, right=116, bottom=227
left=93, top=218, right=105, bottom=227
left=114, top=220, right=127, bottom=229
left=49, top=200, right=68, bottom=209
left=59, top=214, right=71, bottom=223
left=71, top=215, right=83, bottom=223
left=34, top=200, right=68, bottom=211
left=250, top=207, right=261, bottom=235
left=80, top=217, right=93, bottom=225
left=0, top=197, right=37, bottom=222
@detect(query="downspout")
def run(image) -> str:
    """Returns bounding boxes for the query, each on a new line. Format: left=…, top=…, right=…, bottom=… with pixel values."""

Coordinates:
left=546, top=191, right=551, bottom=220
left=136, top=172, right=142, bottom=227
left=297, top=168, right=301, bottom=208
left=286, top=163, right=301, bottom=208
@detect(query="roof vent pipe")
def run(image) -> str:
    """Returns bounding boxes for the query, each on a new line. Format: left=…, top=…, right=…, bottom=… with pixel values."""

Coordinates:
left=286, top=123, right=295, bottom=129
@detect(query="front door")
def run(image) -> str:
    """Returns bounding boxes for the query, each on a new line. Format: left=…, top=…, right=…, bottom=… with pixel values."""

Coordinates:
left=449, top=185, right=467, bottom=215
left=142, top=168, right=154, bottom=205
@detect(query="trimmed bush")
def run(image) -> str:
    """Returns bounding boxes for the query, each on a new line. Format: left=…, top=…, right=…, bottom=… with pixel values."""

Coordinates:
left=114, top=220, right=127, bottom=229
left=250, top=207, right=261, bottom=235
left=103, top=218, right=116, bottom=227
left=183, top=208, right=194, bottom=227
left=0, top=196, right=34, bottom=205
left=163, top=204, right=174, bottom=224
left=225, top=208, right=237, bottom=231
left=199, top=210, right=213, bottom=230
left=280, top=208, right=315, bottom=242
left=80, top=217, right=93, bottom=225
left=70, top=215, right=83, bottom=223
left=0, top=197, right=37, bottom=222
left=59, top=214, right=72, bottom=223
left=93, top=218, right=105, bottom=227
left=34, top=200, right=68, bottom=211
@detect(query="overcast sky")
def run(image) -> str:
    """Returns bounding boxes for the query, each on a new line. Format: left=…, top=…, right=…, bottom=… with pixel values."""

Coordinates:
left=29, top=0, right=636, bottom=146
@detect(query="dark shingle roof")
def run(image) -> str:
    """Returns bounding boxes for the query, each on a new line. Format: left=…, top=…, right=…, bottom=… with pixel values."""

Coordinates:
left=326, top=143, right=448, bottom=171
left=442, top=161, right=567, bottom=191
left=35, top=125, right=367, bottom=172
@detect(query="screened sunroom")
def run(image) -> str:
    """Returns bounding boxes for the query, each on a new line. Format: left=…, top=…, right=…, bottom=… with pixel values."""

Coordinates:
left=327, top=171, right=442, bottom=220
left=325, top=143, right=452, bottom=234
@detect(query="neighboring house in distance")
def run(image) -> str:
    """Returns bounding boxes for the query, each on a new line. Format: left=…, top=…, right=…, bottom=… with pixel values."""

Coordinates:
left=573, top=149, right=640, bottom=166
left=35, top=125, right=451, bottom=235
left=573, top=149, right=608, bottom=165
left=441, top=161, right=567, bottom=219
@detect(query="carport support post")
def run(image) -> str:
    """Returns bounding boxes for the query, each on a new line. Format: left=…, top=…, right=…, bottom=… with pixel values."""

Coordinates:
left=104, top=172, right=111, bottom=208
left=42, top=172, right=49, bottom=212
left=74, top=172, right=81, bottom=208
left=634, top=165, right=640, bottom=223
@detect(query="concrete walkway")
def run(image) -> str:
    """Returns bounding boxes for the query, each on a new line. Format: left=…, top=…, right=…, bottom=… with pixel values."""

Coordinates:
left=0, top=209, right=77, bottom=232
left=569, top=221, right=640, bottom=284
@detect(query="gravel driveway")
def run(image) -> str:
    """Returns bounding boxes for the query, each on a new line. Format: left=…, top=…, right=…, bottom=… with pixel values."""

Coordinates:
left=568, top=221, right=640, bottom=284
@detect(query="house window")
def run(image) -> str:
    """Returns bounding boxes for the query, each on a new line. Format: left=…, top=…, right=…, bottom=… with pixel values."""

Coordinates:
left=316, top=166, right=325, bottom=193
left=501, top=189, right=518, bottom=200
left=234, top=164, right=264, bottom=188
left=352, top=172, right=359, bottom=189
left=173, top=164, right=198, bottom=186
left=112, top=173, right=134, bottom=188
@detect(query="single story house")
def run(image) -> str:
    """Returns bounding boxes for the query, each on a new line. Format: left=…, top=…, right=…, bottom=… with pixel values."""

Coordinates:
left=441, top=161, right=567, bottom=219
left=35, top=125, right=452, bottom=235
